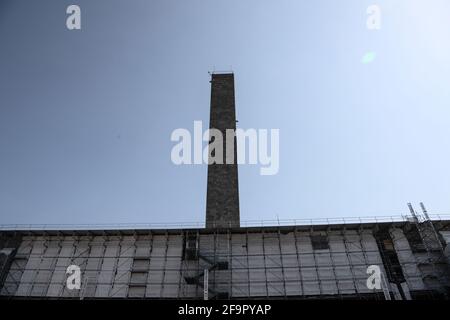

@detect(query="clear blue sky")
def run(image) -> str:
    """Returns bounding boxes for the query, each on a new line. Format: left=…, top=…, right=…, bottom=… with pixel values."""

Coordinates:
left=1, top=0, right=450, bottom=225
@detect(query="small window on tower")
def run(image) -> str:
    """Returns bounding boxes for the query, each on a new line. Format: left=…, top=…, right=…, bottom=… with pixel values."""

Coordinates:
left=311, top=235, right=329, bottom=250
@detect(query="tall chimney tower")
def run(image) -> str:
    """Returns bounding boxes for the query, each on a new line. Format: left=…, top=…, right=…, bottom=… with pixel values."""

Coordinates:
left=205, top=73, right=240, bottom=228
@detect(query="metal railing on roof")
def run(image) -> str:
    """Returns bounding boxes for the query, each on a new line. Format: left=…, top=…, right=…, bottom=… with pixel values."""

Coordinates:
left=1, top=214, right=449, bottom=231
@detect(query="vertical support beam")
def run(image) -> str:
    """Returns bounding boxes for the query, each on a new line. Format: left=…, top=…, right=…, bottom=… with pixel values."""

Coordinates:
left=341, top=228, right=360, bottom=298
left=245, top=229, right=250, bottom=297
left=293, top=228, right=305, bottom=297
left=147, top=232, right=154, bottom=298
left=277, top=228, right=287, bottom=298
left=203, top=268, right=209, bottom=300
left=227, top=228, right=232, bottom=297
left=177, top=231, right=183, bottom=299
left=310, top=231, right=322, bottom=296
left=326, top=228, right=341, bottom=298
left=0, top=233, right=22, bottom=293
left=261, top=229, right=268, bottom=298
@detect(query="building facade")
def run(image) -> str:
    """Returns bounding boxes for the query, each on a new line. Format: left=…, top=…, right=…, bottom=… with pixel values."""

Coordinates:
left=1, top=216, right=450, bottom=300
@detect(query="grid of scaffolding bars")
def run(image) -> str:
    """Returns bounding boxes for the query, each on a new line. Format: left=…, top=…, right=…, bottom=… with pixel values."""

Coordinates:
left=1, top=220, right=448, bottom=300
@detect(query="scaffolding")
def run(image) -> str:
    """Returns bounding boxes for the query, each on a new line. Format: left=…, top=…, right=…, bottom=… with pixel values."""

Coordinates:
left=407, top=203, right=450, bottom=296
left=1, top=216, right=449, bottom=300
